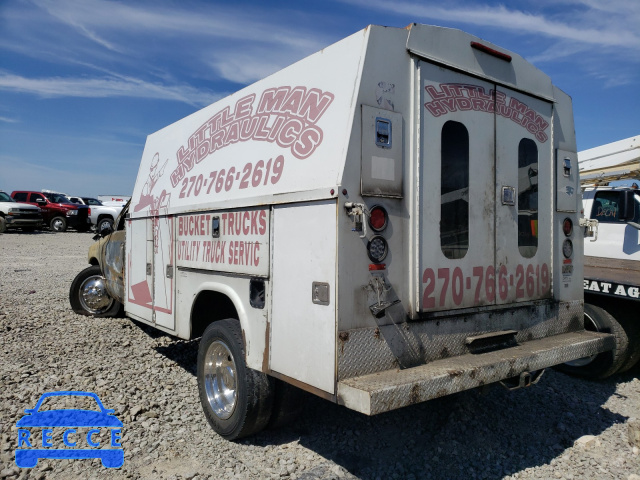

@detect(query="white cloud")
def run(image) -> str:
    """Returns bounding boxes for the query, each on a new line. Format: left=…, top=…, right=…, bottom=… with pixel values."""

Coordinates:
left=0, top=116, right=20, bottom=124
left=340, top=0, right=640, bottom=49
left=0, top=73, right=221, bottom=107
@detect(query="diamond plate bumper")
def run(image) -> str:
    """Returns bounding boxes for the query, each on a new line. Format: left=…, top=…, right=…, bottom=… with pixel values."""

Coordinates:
left=337, top=330, right=614, bottom=415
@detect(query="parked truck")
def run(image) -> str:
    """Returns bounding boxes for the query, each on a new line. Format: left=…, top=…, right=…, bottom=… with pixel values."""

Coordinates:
left=68, top=196, right=125, bottom=232
left=0, top=191, right=43, bottom=233
left=11, top=190, right=90, bottom=232
left=559, top=135, right=640, bottom=378
left=70, top=24, right=614, bottom=440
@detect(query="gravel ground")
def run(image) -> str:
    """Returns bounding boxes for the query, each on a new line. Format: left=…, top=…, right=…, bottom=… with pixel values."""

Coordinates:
left=1, top=230, right=639, bottom=480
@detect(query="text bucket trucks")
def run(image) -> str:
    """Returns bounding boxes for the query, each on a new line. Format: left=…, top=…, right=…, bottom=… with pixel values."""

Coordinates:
left=559, top=135, right=640, bottom=378
left=70, top=24, right=614, bottom=440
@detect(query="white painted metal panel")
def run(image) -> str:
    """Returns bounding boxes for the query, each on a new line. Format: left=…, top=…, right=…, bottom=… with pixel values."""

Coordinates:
left=129, top=31, right=369, bottom=219
left=270, top=200, right=337, bottom=393
left=495, top=86, right=553, bottom=304
left=419, top=63, right=496, bottom=311
left=125, top=217, right=153, bottom=322
left=175, top=208, right=269, bottom=276
left=153, top=214, right=175, bottom=330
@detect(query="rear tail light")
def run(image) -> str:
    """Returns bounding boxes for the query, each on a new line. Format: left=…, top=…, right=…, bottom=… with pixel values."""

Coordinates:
left=367, top=235, right=388, bottom=263
left=563, top=218, right=573, bottom=236
left=368, top=205, right=388, bottom=232
left=88, top=208, right=91, bottom=216
left=562, top=239, right=573, bottom=258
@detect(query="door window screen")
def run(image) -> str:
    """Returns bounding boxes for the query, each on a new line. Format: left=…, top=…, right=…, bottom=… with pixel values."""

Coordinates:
left=440, top=121, right=469, bottom=259
left=518, top=138, right=538, bottom=258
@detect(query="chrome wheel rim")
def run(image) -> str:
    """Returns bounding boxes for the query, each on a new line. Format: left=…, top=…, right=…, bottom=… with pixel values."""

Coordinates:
left=204, top=340, right=237, bottom=419
left=565, top=312, right=599, bottom=367
left=52, top=219, right=64, bottom=231
left=79, top=275, right=114, bottom=314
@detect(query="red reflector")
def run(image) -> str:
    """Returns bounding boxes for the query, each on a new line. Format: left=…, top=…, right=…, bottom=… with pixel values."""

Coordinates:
left=369, top=264, right=386, bottom=271
left=470, top=41, right=512, bottom=62
left=370, top=208, right=386, bottom=230
left=563, top=259, right=572, bottom=264
left=368, top=205, right=388, bottom=232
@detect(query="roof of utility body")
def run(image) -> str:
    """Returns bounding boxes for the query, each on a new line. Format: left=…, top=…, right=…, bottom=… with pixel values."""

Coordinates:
left=129, top=23, right=556, bottom=219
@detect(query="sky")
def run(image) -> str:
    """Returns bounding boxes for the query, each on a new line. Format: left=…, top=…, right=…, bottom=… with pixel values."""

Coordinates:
left=0, top=0, right=639, bottom=197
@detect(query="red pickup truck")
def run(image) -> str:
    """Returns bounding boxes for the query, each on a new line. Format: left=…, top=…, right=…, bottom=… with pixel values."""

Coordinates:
left=11, top=191, right=91, bottom=232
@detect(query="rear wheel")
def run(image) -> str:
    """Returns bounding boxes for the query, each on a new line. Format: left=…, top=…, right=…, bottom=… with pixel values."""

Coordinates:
left=0, top=217, right=6, bottom=233
left=69, top=265, right=122, bottom=317
left=197, top=319, right=274, bottom=440
left=556, top=303, right=629, bottom=379
left=50, top=216, right=67, bottom=232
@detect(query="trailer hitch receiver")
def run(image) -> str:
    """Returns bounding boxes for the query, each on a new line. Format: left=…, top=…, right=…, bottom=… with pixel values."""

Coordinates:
left=499, top=369, right=545, bottom=391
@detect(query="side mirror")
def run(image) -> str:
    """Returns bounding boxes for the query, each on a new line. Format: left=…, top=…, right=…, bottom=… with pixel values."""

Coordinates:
left=619, top=190, right=636, bottom=221
left=35, top=198, right=45, bottom=204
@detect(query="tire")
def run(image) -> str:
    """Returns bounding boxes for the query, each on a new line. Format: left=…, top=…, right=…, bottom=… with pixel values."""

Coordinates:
left=69, top=265, right=123, bottom=317
left=556, top=303, right=630, bottom=379
left=267, top=379, right=307, bottom=430
left=97, top=217, right=114, bottom=233
left=197, top=319, right=274, bottom=440
left=613, top=310, right=640, bottom=373
left=50, top=216, right=67, bottom=232
left=0, top=217, right=6, bottom=233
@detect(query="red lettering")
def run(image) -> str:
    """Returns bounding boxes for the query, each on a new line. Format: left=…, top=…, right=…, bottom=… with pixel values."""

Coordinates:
left=257, top=87, right=290, bottom=114
left=293, top=127, right=322, bottom=159
left=425, top=101, right=448, bottom=117
left=425, top=85, right=447, bottom=100
left=243, top=211, right=250, bottom=235
left=258, top=210, right=267, bottom=235
left=299, top=89, right=334, bottom=123
left=234, top=94, right=255, bottom=119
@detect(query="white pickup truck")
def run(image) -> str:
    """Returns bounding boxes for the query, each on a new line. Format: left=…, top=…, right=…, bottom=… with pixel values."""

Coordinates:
left=559, top=135, right=640, bottom=378
left=68, top=196, right=125, bottom=232
left=0, top=191, right=43, bottom=233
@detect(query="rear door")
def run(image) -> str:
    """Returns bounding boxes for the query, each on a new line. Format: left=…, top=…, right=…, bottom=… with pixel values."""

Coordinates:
left=495, top=86, right=552, bottom=304
left=419, top=62, right=552, bottom=312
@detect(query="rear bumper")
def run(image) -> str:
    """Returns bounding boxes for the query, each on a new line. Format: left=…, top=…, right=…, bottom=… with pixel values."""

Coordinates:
left=337, top=330, right=613, bottom=415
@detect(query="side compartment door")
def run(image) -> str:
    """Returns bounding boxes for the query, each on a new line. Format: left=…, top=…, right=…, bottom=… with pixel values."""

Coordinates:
left=419, top=62, right=496, bottom=311
left=152, top=214, right=175, bottom=329
left=126, top=217, right=154, bottom=321
left=270, top=200, right=337, bottom=393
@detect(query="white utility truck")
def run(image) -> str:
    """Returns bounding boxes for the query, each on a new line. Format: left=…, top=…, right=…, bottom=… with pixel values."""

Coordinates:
left=560, top=135, right=639, bottom=378
left=70, top=24, right=614, bottom=440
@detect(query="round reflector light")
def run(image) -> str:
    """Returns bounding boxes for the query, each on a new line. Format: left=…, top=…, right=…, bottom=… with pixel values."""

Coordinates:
left=367, top=235, right=388, bottom=263
left=562, top=239, right=573, bottom=258
left=369, top=205, right=388, bottom=232
left=563, top=218, right=573, bottom=236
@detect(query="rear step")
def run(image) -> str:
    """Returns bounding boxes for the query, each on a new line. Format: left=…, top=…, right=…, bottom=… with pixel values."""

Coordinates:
left=337, top=330, right=614, bottom=415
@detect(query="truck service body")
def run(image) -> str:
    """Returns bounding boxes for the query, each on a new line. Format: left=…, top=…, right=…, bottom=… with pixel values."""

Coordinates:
left=73, top=24, right=613, bottom=439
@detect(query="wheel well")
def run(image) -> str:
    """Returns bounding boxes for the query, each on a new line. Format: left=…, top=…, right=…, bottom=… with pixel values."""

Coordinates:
left=190, top=290, right=239, bottom=339
left=97, top=214, right=114, bottom=222
left=89, top=258, right=99, bottom=266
